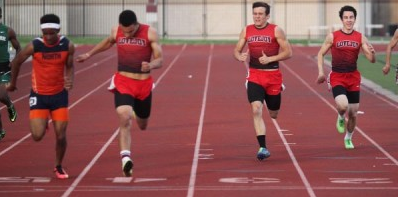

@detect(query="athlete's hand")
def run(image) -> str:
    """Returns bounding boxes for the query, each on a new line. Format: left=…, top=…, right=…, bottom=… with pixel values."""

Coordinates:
left=382, top=64, right=390, bottom=75
left=316, top=74, right=326, bottom=84
left=141, top=61, right=151, bottom=72
left=64, top=77, right=73, bottom=90
left=259, top=50, right=271, bottom=65
left=237, top=49, right=249, bottom=62
left=76, top=53, right=90, bottom=62
left=367, top=43, right=375, bottom=54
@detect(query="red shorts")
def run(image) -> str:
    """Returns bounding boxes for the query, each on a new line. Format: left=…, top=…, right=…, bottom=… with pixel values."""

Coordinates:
left=108, top=72, right=153, bottom=100
left=329, top=70, right=361, bottom=92
left=246, top=68, right=282, bottom=95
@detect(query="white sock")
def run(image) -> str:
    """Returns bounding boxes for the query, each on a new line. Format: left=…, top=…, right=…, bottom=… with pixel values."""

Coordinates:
left=338, top=114, right=345, bottom=120
left=344, top=132, right=353, bottom=140
left=120, top=150, right=131, bottom=158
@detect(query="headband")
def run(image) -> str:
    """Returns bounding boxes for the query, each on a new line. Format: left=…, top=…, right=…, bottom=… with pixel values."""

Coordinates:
left=40, top=23, right=61, bottom=29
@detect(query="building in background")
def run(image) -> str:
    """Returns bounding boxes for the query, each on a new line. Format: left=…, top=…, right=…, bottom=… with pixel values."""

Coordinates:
left=1, top=0, right=397, bottom=40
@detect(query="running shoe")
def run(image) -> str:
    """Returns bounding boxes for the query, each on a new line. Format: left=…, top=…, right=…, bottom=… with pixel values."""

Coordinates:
left=54, top=165, right=69, bottom=179
left=0, top=129, right=5, bottom=140
left=336, top=115, right=345, bottom=134
left=257, top=147, right=271, bottom=161
left=7, top=104, right=17, bottom=122
left=344, top=139, right=354, bottom=149
left=122, top=158, right=133, bottom=177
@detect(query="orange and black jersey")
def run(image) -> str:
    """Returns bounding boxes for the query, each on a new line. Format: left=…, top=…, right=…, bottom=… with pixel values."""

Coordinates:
left=32, top=36, right=69, bottom=95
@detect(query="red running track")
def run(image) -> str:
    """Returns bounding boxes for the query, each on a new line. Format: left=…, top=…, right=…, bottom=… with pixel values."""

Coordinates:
left=0, top=44, right=397, bottom=197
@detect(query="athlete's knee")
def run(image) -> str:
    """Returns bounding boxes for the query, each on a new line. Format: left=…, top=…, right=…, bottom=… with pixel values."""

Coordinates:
left=251, top=102, right=263, bottom=117
left=136, top=118, right=148, bottom=130
left=31, top=131, right=45, bottom=141
left=269, top=110, right=278, bottom=119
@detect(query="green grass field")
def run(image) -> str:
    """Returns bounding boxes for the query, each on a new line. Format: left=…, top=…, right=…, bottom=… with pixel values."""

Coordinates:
left=357, top=54, right=398, bottom=95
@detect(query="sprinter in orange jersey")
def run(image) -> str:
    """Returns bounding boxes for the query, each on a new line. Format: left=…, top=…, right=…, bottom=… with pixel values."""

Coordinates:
left=8, top=14, right=75, bottom=179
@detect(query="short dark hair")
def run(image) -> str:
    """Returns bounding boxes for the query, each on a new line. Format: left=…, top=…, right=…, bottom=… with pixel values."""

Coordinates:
left=339, top=5, right=357, bottom=20
left=40, top=14, right=60, bottom=24
left=119, top=10, right=137, bottom=26
left=253, top=1, right=270, bottom=16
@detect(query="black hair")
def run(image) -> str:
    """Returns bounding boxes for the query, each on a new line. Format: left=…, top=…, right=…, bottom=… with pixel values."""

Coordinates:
left=339, top=5, right=357, bottom=20
left=119, top=10, right=137, bottom=27
left=253, top=1, right=270, bottom=16
left=40, top=14, right=60, bottom=24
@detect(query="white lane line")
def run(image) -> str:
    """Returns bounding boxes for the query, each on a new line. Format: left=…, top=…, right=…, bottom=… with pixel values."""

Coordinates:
left=187, top=44, right=214, bottom=197
left=62, top=44, right=187, bottom=197
left=61, top=127, right=120, bottom=197
left=272, top=119, right=317, bottom=197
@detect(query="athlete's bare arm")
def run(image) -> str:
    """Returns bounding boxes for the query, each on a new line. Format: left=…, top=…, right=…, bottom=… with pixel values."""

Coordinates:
left=234, top=28, right=249, bottom=62
left=273, top=26, right=292, bottom=61
left=7, top=42, right=34, bottom=91
left=65, top=42, right=75, bottom=90
left=361, top=35, right=376, bottom=63
left=8, top=27, right=21, bottom=54
left=316, top=33, right=334, bottom=84
left=383, top=29, right=398, bottom=75
left=76, top=26, right=117, bottom=62
left=141, top=27, right=163, bottom=72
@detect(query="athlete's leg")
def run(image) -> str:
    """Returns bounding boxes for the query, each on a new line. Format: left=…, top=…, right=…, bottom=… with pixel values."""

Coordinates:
left=334, top=94, right=348, bottom=115
left=51, top=107, right=69, bottom=166
left=52, top=120, right=68, bottom=166
left=116, top=105, right=134, bottom=151
left=347, top=103, right=359, bottom=133
left=251, top=100, right=266, bottom=136
left=265, top=93, right=281, bottom=119
left=133, top=93, right=152, bottom=131
left=29, top=109, right=50, bottom=141
left=0, top=83, right=12, bottom=106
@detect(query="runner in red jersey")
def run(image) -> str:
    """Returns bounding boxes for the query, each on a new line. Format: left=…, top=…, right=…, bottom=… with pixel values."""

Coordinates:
left=234, top=2, right=292, bottom=161
left=8, top=14, right=75, bottom=179
left=317, top=5, right=375, bottom=150
left=76, top=10, right=163, bottom=177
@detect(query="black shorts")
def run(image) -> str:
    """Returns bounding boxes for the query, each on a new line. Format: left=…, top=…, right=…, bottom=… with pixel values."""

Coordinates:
left=332, top=85, right=360, bottom=103
left=29, top=89, right=69, bottom=111
left=114, top=90, right=152, bottom=119
left=247, top=81, right=281, bottom=111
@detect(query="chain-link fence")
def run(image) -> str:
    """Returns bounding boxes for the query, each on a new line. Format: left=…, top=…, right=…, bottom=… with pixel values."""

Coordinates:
left=1, top=0, right=397, bottom=40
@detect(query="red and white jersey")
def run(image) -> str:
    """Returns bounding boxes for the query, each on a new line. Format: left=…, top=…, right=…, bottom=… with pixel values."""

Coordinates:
left=245, top=23, right=280, bottom=69
left=331, top=30, right=362, bottom=73
left=116, top=24, right=152, bottom=73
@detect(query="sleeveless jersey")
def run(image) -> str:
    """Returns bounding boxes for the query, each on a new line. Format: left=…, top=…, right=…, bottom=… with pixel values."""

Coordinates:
left=116, top=24, right=152, bottom=74
left=331, top=30, right=362, bottom=73
left=245, top=23, right=280, bottom=69
left=0, top=24, right=10, bottom=63
left=32, top=36, right=70, bottom=95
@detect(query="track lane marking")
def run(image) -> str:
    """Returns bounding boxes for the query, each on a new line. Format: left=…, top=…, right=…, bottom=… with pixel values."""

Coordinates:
left=187, top=44, right=214, bottom=197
